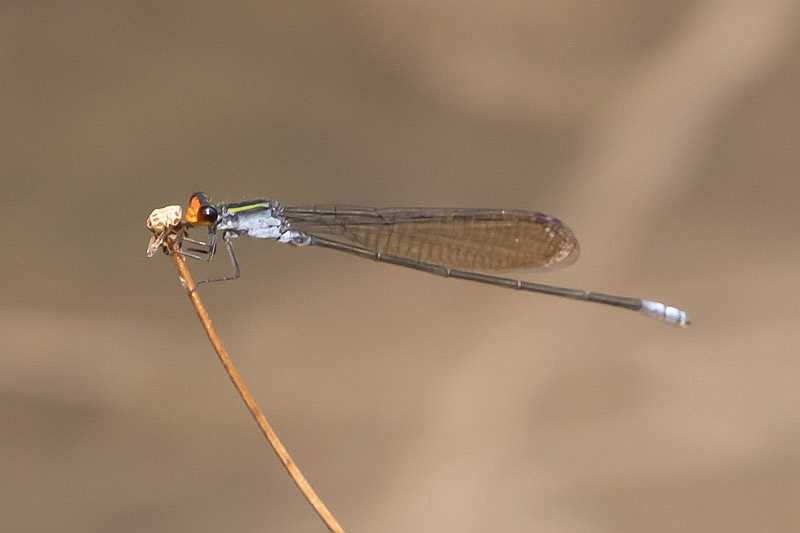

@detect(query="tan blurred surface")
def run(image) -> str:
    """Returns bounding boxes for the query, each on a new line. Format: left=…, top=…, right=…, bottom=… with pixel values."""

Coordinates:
left=2, top=2, right=799, bottom=532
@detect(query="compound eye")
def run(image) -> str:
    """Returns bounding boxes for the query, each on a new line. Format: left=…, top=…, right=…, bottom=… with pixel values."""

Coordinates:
left=198, top=205, right=218, bottom=224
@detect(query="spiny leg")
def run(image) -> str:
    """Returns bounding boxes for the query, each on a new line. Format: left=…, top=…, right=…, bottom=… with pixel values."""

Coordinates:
left=178, top=228, right=218, bottom=261
left=195, top=231, right=241, bottom=287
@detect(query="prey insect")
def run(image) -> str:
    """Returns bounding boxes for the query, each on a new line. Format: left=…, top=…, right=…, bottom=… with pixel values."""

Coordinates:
left=171, top=192, right=689, bottom=326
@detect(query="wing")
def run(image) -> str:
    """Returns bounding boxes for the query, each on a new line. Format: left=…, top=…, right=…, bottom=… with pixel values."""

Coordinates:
left=282, top=205, right=579, bottom=272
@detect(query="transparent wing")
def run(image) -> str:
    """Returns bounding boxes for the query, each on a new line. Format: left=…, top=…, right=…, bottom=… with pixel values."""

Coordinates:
left=282, top=205, right=579, bottom=272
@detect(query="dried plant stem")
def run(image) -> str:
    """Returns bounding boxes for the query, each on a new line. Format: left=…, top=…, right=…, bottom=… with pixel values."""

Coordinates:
left=166, top=237, right=345, bottom=533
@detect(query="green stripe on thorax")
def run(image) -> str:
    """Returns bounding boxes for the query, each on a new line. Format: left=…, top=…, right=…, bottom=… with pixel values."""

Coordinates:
left=226, top=202, right=271, bottom=214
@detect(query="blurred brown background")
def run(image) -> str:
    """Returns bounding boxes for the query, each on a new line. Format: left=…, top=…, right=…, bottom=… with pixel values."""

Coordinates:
left=2, top=2, right=798, bottom=532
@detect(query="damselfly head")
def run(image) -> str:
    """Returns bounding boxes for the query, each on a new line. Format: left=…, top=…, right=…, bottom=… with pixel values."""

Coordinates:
left=185, top=192, right=219, bottom=226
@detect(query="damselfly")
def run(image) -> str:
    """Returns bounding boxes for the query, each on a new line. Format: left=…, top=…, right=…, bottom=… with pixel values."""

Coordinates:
left=173, top=192, right=689, bottom=326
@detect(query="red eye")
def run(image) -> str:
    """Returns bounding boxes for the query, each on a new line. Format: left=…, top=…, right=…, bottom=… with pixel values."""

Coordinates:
left=185, top=193, right=206, bottom=224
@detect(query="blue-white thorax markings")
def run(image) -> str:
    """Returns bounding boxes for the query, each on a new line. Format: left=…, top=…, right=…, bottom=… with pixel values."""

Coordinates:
left=215, top=199, right=305, bottom=244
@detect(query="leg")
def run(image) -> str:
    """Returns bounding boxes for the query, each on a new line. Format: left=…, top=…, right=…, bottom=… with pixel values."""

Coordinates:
left=178, top=228, right=218, bottom=261
left=195, top=231, right=241, bottom=287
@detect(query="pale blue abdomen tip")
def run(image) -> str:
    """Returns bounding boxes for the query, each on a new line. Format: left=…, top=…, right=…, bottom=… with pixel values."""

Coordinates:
left=640, top=300, right=690, bottom=327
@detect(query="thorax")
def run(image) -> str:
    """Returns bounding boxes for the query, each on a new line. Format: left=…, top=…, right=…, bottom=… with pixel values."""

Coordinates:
left=216, top=200, right=286, bottom=240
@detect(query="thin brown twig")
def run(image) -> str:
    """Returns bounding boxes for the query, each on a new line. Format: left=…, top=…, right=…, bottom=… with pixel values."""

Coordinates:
left=164, top=233, right=345, bottom=533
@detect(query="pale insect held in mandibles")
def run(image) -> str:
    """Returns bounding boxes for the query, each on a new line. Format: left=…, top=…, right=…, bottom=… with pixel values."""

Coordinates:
left=145, top=204, right=183, bottom=257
